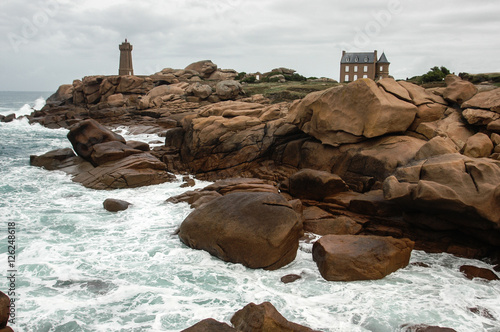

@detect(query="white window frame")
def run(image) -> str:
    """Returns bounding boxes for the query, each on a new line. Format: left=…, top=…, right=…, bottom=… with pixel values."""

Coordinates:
left=364, top=66, right=368, bottom=72
left=344, top=74, right=349, bottom=82
left=353, top=74, right=358, bottom=81
left=354, top=65, right=358, bottom=72
left=345, top=65, right=349, bottom=72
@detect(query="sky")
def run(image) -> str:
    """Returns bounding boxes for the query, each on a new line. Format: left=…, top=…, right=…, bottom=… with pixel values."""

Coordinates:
left=0, top=0, right=499, bottom=91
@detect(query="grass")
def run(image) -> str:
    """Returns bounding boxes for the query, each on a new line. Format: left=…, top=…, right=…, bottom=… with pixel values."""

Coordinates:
left=241, top=81, right=340, bottom=103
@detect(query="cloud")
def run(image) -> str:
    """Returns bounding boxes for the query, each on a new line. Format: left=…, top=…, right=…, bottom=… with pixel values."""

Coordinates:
left=0, top=0, right=499, bottom=90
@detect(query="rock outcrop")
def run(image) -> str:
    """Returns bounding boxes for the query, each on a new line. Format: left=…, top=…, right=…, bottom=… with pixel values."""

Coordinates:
left=31, top=119, right=175, bottom=189
left=383, top=154, right=500, bottom=246
left=312, top=235, right=414, bottom=281
left=178, top=192, right=302, bottom=270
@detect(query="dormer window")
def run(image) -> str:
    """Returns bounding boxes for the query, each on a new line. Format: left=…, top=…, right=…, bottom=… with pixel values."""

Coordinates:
left=346, top=57, right=350, bottom=62
left=354, top=56, right=358, bottom=62
left=364, top=56, right=368, bottom=62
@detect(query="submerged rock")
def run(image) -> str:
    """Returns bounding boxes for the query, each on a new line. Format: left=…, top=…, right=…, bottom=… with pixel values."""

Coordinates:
left=231, top=302, right=319, bottom=332
left=459, top=265, right=499, bottom=281
left=178, top=192, right=302, bottom=270
left=103, top=198, right=131, bottom=212
left=181, top=318, right=236, bottom=332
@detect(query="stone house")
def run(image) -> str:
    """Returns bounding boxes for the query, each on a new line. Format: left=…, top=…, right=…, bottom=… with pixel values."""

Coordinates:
left=340, top=50, right=390, bottom=83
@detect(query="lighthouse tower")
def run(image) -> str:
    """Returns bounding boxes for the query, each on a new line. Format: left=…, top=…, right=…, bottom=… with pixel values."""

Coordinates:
left=118, top=39, right=133, bottom=75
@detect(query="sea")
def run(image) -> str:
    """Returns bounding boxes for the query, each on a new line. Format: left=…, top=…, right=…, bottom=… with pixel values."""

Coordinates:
left=0, top=91, right=499, bottom=332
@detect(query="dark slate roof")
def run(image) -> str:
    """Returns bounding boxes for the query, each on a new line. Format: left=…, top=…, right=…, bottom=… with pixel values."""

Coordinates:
left=377, top=52, right=390, bottom=64
left=341, top=52, right=376, bottom=64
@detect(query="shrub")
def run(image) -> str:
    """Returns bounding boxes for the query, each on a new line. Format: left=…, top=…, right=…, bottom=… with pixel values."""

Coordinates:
left=241, top=76, right=256, bottom=84
left=235, top=72, right=246, bottom=80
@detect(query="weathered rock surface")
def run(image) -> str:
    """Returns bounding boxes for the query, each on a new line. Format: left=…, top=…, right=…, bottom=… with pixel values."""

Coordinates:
left=231, top=302, right=319, bottom=332
left=288, top=79, right=418, bottom=146
left=103, top=198, right=131, bottom=212
left=178, top=192, right=302, bottom=270
left=287, top=169, right=348, bottom=201
left=384, top=154, right=500, bottom=245
left=312, top=235, right=414, bottom=281
left=72, top=152, right=174, bottom=190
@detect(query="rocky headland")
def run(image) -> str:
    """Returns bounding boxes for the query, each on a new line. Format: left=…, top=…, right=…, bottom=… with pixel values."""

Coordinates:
left=25, top=60, right=500, bottom=330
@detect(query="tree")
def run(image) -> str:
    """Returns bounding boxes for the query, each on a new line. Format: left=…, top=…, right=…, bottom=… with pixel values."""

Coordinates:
left=420, top=66, right=451, bottom=83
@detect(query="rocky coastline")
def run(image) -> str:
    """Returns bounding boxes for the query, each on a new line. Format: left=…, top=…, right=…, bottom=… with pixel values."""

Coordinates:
left=23, top=60, right=500, bottom=331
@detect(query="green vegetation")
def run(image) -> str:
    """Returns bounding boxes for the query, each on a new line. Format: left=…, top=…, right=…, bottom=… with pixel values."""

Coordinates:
left=459, top=72, right=500, bottom=86
left=407, top=66, right=451, bottom=84
left=242, top=81, right=340, bottom=103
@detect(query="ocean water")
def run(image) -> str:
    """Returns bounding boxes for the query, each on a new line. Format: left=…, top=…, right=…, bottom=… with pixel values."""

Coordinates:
left=0, top=93, right=499, bottom=332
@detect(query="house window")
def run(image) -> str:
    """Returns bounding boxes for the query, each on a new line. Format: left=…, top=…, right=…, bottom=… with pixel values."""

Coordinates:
left=363, top=75, right=368, bottom=79
left=364, top=56, right=368, bottom=62
left=344, top=74, right=349, bottom=82
left=345, top=66, right=349, bottom=72
left=380, top=66, right=383, bottom=71
left=353, top=75, right=358, bottom=81
left=354, top=56, right=358, bottom=62
left=354, top=66, right=358, bottom=72
left=364, top=66, right=368, bottom=72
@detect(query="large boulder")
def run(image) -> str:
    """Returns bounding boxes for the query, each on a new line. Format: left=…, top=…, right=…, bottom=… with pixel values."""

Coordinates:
left=67, top=119, right=126, bottom=161
left=463, top=133, right=494, bottom=158
left=187, top=83, right=213, bottom=99
left=287, top=169, right=348, bottom=201
left=383, top=154, right=500, bottom=242
left=231, top=302, right=318, bottom=332
left=312, top=235, right=414, bottom=281
left=215, top=80, right=243, bottom=100
left=443, top=75, right=478, bottom=104
left=288, top=79, right=418, bottom=146
left=178, top=192, right=302, bottom=270
left=185, top=60, right=218, bottom=79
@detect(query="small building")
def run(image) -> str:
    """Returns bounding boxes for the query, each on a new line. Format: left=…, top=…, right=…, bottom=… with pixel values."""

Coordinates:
left=339, top=50, right=390, bottom=83
left=119, top=39, right=134, bottom=76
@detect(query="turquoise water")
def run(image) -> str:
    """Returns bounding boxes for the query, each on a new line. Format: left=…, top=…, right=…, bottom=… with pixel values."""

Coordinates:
left=0, top=93, right=499, bottom=332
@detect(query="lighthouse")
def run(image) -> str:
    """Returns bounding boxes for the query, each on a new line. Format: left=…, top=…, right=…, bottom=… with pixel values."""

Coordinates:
left=118, top=39, right=133, bottom=75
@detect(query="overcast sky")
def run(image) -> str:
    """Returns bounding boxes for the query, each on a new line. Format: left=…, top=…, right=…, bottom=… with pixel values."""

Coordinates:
left=1, top=0, right=499, bottom=91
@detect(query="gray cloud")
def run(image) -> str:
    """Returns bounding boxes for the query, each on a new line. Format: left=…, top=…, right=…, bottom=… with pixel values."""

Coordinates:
left=0, top=0, right=499, bottom=91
